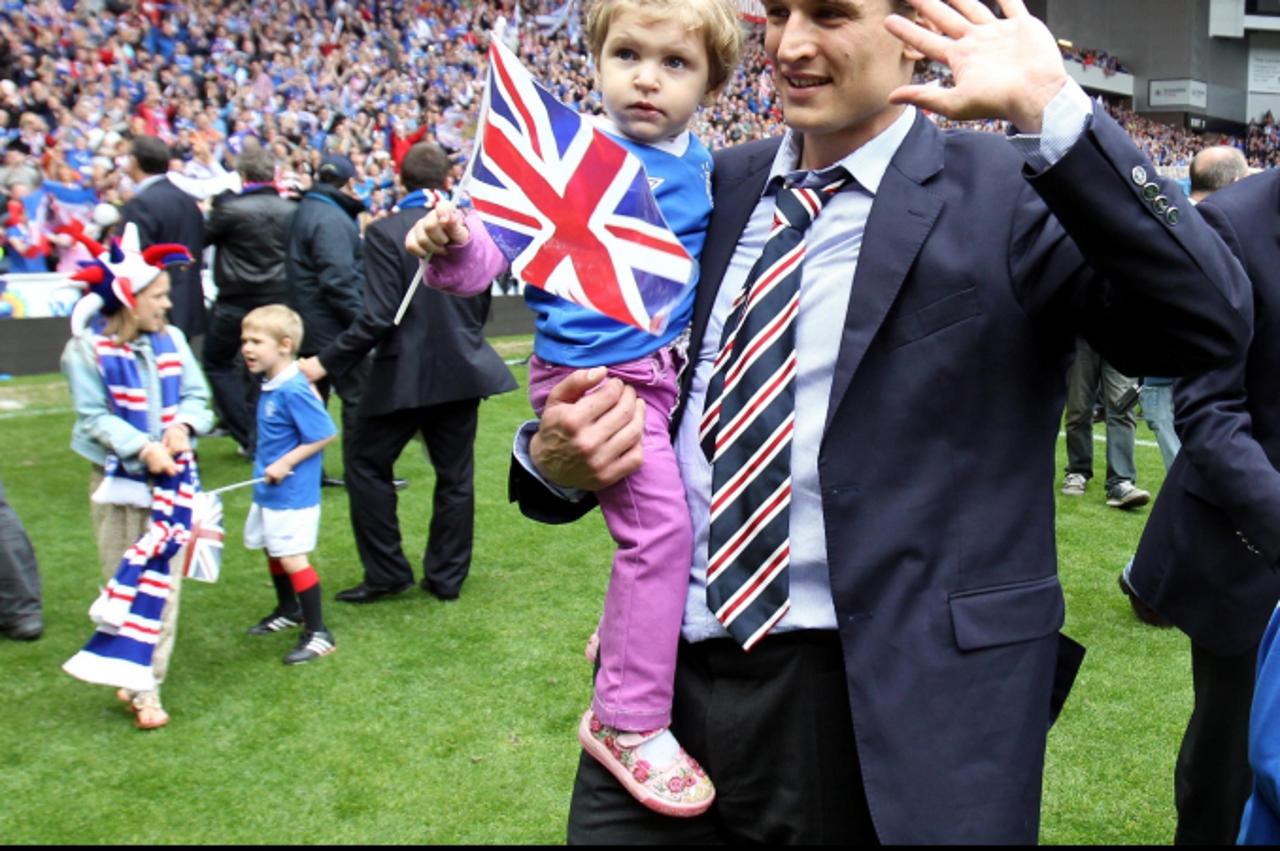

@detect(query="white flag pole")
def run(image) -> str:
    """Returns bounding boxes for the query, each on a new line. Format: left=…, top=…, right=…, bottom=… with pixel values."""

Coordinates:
left=392, top=265, right=424, bottom=326
left=207, top=477, right=267, bottom=496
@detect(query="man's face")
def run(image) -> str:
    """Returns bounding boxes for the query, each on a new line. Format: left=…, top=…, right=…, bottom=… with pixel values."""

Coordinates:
left=764, top=0, right=917, bottom=169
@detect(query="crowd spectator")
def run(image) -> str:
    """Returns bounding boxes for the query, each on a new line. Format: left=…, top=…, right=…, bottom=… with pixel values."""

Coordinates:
left=0, top=0, right=1273, bottom=280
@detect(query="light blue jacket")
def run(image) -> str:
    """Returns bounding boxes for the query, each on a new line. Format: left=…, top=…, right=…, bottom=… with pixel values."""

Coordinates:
left=60, top=324, right=213, bottom=473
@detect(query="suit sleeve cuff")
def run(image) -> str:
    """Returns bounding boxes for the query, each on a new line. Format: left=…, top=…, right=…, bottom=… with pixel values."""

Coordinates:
left=1007, top=79, right=1093, bottom=173
left=512, top=420, right=589, bottom=504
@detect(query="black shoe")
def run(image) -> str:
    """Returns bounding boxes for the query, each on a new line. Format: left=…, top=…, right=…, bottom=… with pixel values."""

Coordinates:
left=2, top=618, right=43, bottom=641
left=321, top=476, right=345, bottom=488
left=419, top=579, right=459, bottom=602
left=334, top=581, right=413, bottom=603
left=283, top=629, right=336, bottom=665
left=1118, top=574, right=1173, bottom=628
left=393, top=478, right=409, bottom=491
left=246, top=610, right=303, bottom=635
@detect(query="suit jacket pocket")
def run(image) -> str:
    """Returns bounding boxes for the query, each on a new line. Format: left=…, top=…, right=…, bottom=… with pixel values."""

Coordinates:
left=949, top=574, right=1064, bottom=651
left=882, top=287, right=982, bottom=350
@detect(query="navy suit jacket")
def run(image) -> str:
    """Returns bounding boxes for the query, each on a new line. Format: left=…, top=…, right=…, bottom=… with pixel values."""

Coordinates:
left=512, top=105, right=1251, bottom=843
left=122, top=176, right=208, bottom=338
left=317, top=208, right=517, bottom=417
left=1131, top=170, right=1280, bottom=659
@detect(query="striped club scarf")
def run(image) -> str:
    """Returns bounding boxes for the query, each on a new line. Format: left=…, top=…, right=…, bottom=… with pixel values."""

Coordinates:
left=90, top=331, right=183, bottom=508
left=63, top=451, right=200, bottom=694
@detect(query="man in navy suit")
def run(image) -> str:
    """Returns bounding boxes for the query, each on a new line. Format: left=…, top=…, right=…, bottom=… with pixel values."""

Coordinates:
left=1128, top=165, right=1280, bottom=843
left=478, top=0, right=1250, bottom=842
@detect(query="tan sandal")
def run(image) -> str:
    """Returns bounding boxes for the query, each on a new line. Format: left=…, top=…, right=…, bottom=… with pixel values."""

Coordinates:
left=130, top=691, right=170, bottom=730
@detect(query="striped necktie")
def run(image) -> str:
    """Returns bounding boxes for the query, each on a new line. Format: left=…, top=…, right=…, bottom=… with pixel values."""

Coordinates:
left=699, top=168, right=851, bottom=650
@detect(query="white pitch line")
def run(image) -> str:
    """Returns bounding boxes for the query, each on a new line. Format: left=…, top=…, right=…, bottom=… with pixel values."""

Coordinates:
left=0, top=406, right=73, bottom=421
left=1057, top=430, right=1160, bottom=449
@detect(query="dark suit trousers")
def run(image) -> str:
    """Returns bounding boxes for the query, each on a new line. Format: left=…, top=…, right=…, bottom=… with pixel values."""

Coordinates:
left=202, top=303, right=258, bottom=451
left=1174, top=639, right=1258, bottom=844
left=346, top=399, right=480, bottom=595
left=566, top=631, right=878, bottom=845
left=315, top=358, right=370, bottom=477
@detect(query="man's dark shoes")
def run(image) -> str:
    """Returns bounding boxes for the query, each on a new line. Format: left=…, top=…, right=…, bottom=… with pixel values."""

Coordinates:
left=334, top=581, right=413, bottom=603
left=1118, top=573, right=1173, bottom=628
left=420, top=579, right=459, bottom=602
left=2, top=618, right=43, bottom=641
left=393, top=478, right=409, bottom=491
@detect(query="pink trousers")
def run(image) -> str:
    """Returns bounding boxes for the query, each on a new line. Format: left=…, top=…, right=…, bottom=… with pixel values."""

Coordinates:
left=528, top=348, right=692, bottom=732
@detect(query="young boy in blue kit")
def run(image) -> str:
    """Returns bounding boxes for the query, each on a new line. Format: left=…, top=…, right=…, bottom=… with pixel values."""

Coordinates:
left=405, top=0, right=742, bottom=817
left=240, top=305, right=338, bottom=665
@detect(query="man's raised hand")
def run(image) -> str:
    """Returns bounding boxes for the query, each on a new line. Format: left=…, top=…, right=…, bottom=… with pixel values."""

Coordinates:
left=885, top=0, right=1067, bottom=134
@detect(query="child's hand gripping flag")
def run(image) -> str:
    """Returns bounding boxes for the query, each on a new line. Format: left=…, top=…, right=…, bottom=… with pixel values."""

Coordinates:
left=461, top=25, right=695, bottom=334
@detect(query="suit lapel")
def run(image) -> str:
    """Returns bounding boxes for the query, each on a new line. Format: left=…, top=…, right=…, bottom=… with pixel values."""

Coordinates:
left=824, top=116, right=945, bottom=435
left=690, top=140, right=780, bottom=357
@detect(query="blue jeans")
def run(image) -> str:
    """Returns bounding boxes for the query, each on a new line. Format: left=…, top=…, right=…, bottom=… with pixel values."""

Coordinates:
left=1140, top=383, right=1181, bottom=472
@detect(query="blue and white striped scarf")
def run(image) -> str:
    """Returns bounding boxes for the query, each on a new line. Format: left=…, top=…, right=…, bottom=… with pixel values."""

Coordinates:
left=91, top=331, right=183, bottom=508
left=63, top=452, right=199, bottom=693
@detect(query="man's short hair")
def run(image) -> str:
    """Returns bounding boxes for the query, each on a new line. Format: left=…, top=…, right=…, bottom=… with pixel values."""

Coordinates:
left=236, top=145, right=277, bottom=184
left=585, top=0, right=743, bottom=94
left=130, top=135, right=171, bottom=175
left=242, top=304, right=304, bottom=355
left=399, top=142, right=451, bottom=193
left=1190, top=147, right=1249, bottom=197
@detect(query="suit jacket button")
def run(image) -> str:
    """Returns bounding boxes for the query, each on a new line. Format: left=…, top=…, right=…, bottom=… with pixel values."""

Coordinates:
left=1165, top=207, right=1180, bottom=226
left=1153, top=195, right=1170, bottom=214
left=1143, top=182, right=1161, bottom=201
left=1132, top=166, right=1148, bottom=185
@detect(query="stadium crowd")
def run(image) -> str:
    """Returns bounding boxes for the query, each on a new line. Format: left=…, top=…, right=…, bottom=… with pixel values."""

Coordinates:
left=0, top=0, right=1274, bottom=274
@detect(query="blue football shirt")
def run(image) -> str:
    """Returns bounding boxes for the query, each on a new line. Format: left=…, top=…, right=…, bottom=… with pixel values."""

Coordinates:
left=252, top=363, right=337, bottom=510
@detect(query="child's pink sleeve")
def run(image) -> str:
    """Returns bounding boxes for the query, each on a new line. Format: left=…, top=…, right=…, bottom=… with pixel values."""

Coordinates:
left=422, top=211, right=511, bottom=296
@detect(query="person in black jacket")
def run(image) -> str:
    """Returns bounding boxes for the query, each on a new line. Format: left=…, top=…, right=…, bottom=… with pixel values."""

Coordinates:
left=285, top=153, right=367, bottom=484
left=122, top=135, right=207, bottom=341
left=204, top=145, right=297, bottom=453
left=300, top=143, right=516, bottom=603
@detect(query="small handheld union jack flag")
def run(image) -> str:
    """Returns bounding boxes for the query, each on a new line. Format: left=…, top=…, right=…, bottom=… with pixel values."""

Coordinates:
left=181, top=490, right=224, bottom=584
left=462, top=27, right=695, bottom=334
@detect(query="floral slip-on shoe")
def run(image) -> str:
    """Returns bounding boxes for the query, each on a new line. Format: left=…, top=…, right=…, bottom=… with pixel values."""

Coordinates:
left=577, top=710, right=715, bottom=818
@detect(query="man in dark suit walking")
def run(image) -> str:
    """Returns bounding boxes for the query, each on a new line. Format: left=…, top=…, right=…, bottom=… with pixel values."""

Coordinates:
left=1128, top=166, right=1280, bottom=844
left=482, top=0, right=1252, bottom=843
left=301, top=143, right=516, bottom=604
left=122, top=135, right=206, bottom=342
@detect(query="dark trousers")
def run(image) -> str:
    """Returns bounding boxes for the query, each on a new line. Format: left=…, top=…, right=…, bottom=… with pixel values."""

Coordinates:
left=202, top=302, right=258, bottom=451
left=314, top=357, right=371, bottom=479
left=1174, top=639, right=1258, bottom=844
left=567, top=631, right=878, bottom=845
left=0, top=482, right=41, bottom=631
left=346, top=399, right=480, bottom=595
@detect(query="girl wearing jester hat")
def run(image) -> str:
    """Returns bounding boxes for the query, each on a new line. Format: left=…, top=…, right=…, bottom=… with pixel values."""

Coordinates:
left=59, top=221, right=212, bottom=730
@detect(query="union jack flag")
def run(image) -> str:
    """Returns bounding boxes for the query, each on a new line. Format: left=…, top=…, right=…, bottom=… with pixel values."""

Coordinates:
left=180, top=490, right=224, bottom=583
left=463, top=32, right=695, bottom=333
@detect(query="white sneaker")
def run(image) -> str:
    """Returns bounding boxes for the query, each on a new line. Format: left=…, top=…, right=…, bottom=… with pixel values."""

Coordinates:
left=1061, top=473, right=1088, bottom=496
left=1107, top=481, right=1151, bottom=509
